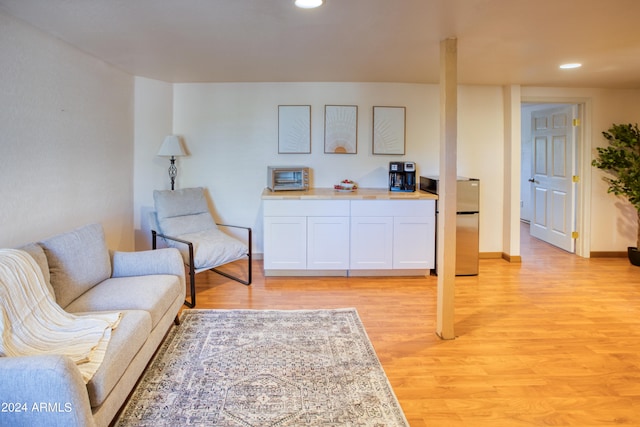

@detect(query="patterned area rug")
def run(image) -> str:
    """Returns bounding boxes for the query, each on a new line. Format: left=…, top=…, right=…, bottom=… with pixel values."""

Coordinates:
left=115, top=308, right=408, bottom=426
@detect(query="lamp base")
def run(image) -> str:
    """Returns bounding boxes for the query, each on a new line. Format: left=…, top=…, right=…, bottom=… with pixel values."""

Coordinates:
left=168, top=156, right=177, bottom=191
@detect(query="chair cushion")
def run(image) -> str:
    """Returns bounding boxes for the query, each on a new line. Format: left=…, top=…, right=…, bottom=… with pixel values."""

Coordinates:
left=64, top=275, right=182, bottom=329
left=173, top=229, right=248, bottom=270
left=39, top=223, right=111, bottom=308
left=154, top=187, right=217, bottom=237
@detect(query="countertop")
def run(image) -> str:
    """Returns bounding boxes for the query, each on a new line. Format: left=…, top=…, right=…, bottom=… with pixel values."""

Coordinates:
left=261, top=188, right=438, bottom=200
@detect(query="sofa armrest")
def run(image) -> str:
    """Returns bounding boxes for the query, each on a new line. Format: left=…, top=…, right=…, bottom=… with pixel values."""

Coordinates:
left=110, top=248, right=185, bottom=288
left=0, top=354, right=95, bottom=427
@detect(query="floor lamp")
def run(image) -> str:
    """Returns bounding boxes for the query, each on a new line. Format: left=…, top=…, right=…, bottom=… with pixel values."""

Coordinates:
left=157, top=135, right=187, bottom=190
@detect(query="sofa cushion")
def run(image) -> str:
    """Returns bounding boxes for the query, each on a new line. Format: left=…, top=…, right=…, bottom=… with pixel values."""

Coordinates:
left=64, top=275, right=181, bottom=328
left=83, top=310, right=152, bottom=407
left=154, top=187, right=217, bottom=237
left=17, top=243, right=54, bottom=298
left=39, top=223, right=111, bottom=308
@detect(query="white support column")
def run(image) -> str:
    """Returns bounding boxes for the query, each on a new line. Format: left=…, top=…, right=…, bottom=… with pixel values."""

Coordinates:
left=502, top=85, right=522, bottom=262
left=436, top=38, right=457, bottom=340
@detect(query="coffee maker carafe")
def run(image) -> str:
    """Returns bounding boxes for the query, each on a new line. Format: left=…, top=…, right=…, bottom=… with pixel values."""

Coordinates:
left=389, top=162, right=416, bottom=192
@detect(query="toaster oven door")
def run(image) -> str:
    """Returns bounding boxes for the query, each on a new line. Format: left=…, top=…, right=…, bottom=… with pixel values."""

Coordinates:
left=272, top=170, right=304, bottom=190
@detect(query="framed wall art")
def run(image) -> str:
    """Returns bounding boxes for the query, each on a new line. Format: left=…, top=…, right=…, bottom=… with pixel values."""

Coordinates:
left=372, top=106, right=406, bottom=155
left=324, top=105, right=358, bottom=154
left=278, top=105, right=311, bottom=154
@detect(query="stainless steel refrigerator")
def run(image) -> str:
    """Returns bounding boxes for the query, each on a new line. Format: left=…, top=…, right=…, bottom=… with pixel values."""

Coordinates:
left=420, top=176, right=480, bottom=276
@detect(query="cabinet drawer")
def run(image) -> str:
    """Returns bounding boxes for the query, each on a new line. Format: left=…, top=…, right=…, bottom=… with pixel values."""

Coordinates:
left=264, top=200, right=350, bottom=216
left=351, top=200, right=434, bottom=217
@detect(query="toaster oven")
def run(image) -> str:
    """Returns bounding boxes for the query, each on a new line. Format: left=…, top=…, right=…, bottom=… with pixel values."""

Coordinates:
left=267, top=166, right=310, bottom=191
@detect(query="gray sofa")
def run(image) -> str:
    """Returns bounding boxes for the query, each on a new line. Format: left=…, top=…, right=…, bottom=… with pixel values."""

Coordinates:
left=0, top=223, right=185, bottom=427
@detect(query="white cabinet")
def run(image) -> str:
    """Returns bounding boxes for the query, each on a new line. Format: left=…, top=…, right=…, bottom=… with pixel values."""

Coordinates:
left=308, top=216, right=350, bottom=269
left=393, top=216, right=435, bottom=269
left=350, top=216, right=393, bottom=269
left=263, top=196, right=435, bottom=275
left=349, top=200, right=435, bottom=271
left=263, top=200, right=349, bottom=271
left=263, top=216, right=306, bottom=269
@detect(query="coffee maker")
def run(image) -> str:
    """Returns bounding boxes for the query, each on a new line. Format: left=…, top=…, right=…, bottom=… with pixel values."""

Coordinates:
left=389, top=161, right=416, bottom=192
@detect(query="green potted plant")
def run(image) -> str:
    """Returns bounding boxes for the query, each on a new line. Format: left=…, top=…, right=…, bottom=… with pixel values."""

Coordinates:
left=591, top=123, right=640, bottom=265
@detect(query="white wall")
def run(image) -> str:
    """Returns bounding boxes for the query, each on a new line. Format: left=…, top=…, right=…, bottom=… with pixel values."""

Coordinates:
left=133, top=77, right=174, bottom=250
left=134, top=82, right=507, bottom=255
left=458, top=86, right=505, bottom=253
left=0, top=12, right=135, bottom=250
left=135, top=82, right=640, bottom=256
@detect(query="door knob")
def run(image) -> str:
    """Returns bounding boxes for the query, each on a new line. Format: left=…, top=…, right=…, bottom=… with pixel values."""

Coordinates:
left=528, top=178, right=536, bottom=183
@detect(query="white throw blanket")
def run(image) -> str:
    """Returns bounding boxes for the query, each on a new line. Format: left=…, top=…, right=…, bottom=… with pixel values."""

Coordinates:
left=0, top=248, right=121, bottom=383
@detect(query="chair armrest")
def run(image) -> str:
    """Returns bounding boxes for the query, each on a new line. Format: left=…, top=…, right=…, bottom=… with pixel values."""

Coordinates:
left=111, top=248, right=185, bottom=288
left=0, top=355, right=95, bottom=427
left=216, top=223, right=251, bottom=233
left=216, top=223, right=250, bottom=230
left=151, top=230, right=193, bottom=246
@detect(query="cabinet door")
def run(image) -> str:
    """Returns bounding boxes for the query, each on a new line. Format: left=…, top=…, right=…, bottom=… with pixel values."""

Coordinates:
left=263, top=216, right=306, bottom=269
left=350, top=216, right=393, bottom=269
left=393, top=216, right=435, bottom=269
left=308, top=216, right=350, bottom=269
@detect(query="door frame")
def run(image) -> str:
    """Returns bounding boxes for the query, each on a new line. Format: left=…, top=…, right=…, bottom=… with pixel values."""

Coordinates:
left=520, top=96, right=592, bottom=258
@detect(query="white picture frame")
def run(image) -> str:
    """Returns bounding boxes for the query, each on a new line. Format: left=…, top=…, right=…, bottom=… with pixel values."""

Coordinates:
left=278, top=105, right=311, bottom=154
left=373, top=106, right=406, bottom=155
left=324, top=105, right=358, bottom=154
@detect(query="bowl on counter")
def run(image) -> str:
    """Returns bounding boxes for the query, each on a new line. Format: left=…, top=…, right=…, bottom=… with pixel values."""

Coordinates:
left=334, top=180, right=357, bottom=191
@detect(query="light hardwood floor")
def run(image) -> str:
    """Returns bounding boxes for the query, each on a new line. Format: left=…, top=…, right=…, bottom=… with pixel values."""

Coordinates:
left=187, top=225, right=640, bottom=426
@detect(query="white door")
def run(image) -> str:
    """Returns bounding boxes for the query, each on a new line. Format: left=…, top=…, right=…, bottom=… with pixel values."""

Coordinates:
left=263, top=216, right=307, bottom=269
left=393, top=216, right=435, bottom=269
left=350, top=216, right=393, bottom=269
left=529, top=105, right=577, bottom=252
left=307, top=216, right=350, bottom=269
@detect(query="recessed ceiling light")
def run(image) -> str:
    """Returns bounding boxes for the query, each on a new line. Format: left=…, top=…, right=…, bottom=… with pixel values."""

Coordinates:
left=560, top=63, right=582, bottom=69
left=295, top=0, right=324, bottom=9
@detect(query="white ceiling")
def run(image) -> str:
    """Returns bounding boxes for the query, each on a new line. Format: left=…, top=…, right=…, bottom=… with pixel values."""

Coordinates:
left=2, top=0, right=640, bottom=88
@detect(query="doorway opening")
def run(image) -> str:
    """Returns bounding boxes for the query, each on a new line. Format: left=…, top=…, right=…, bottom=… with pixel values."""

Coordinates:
left=520, top=101, right=587, bottom=256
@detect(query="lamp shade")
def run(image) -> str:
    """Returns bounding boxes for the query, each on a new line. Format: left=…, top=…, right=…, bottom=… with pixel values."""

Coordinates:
left=157, top=135, right=187, bottom=157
